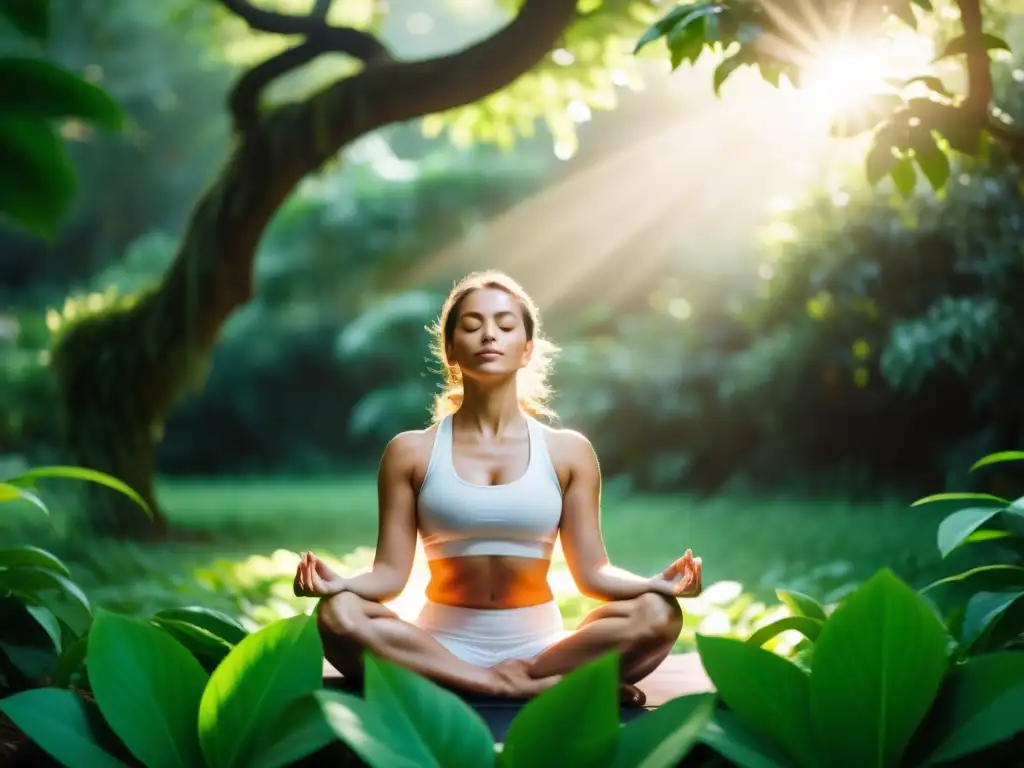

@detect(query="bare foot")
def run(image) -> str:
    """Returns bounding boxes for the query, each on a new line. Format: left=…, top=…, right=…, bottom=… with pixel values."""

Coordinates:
left=491, top=659, right=562, bottom=698
left=620, top=683, right=647, bottom=707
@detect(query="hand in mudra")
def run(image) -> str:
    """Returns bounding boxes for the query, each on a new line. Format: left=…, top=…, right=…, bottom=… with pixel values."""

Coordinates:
left=655, top=549, right=703, bottom=597
left=293, top=551, right=344, bottom=598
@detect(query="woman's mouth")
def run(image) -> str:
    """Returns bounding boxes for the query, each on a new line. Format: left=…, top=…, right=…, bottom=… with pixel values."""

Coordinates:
left=475, top=349, right=502, bottom=359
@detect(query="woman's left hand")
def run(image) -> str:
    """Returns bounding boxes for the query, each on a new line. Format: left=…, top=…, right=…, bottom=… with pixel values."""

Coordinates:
left=652, top=549, right=703, bottom=597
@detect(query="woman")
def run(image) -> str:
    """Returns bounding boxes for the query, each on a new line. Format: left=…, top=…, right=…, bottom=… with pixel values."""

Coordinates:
left=294, top=270, right=703, bottom=701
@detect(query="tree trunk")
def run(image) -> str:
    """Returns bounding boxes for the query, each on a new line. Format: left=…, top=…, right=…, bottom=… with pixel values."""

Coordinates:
left=50, top=0, right=580, bottom=538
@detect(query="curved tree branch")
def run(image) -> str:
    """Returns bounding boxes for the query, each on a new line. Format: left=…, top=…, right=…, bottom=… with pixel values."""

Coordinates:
left=220, top=0, right=332, bottom=35
left=210, top=0, right=580, bottom=309
left=223, top=0, right=391, bottom=131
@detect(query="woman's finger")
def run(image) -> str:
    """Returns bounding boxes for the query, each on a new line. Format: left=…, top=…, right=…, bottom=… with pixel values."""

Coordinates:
left=675, top=572, right=692, bottom=596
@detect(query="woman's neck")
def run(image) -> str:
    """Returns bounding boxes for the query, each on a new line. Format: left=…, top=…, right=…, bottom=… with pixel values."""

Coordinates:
left=457, top=379, right=524, bottom=436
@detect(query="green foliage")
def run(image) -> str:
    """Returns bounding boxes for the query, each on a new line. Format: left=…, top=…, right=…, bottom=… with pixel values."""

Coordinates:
left=4, top=469, right=1023, bottom=768
left=1, top=613, right=327, bottom=768
left=635, top=0, right=1015, bottom=193
left=89, top=609, right=208, bottom=768
left=0, top=464, right=154, bottom=697
left=0, top=0, right=124, bottom=238
left=10, top=566, right=1018, bottom=767
left=422, top=0, right=660, bottom=157
left=696, top=569, right=1024, bottom=767
left=916, top=450, right=1024, bottom=656
left=198, top=614, right=322, bottom=768
left=0, top=0, right=50, bottom=40
left=0, top=688, right=127, bottom=768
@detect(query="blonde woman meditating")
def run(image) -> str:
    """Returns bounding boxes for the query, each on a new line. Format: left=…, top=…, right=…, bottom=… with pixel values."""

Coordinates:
left=294, top=271, right=703, bottom=703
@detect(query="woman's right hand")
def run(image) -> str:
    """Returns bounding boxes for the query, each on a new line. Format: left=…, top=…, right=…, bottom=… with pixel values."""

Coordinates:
left=293, top=551, right=346, bottom=598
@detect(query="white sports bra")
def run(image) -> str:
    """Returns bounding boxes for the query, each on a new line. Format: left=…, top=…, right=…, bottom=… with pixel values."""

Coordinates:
left=416, top=414, right=563, bottom=561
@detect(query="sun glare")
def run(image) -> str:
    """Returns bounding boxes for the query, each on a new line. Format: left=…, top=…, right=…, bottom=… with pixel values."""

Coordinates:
left=797, top=32, right=936, bottom=123
left=802, top=45, right=892, bottom=117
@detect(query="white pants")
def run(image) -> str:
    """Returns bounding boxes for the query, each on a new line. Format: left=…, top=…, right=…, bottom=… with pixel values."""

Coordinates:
left=413, top=600, right=571, bottom=668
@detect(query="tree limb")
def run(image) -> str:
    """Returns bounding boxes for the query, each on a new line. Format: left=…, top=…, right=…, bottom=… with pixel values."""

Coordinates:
left=173, top=0, right=581, bottom=336
left=952, top=0, right=1024, bottom=156
left=222, top=0, right=391, bottom=131
left=220, top=0, right=333, bottom=35
left=954, top=0, right=992, bottom=115
left=295, top=0, right=581, bottom=163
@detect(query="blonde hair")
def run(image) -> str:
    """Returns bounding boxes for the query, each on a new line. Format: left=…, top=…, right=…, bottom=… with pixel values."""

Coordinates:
left=429, top=270, right=558, bottom=423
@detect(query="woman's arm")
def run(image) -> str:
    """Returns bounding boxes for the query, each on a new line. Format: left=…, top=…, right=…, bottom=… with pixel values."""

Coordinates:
left=334, top=432, right=421, bottom=603
left=556, top=431, right=676, bottom=602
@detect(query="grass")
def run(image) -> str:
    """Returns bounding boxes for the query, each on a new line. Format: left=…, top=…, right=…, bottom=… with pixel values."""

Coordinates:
left=8, top=474, right=959, bottom=641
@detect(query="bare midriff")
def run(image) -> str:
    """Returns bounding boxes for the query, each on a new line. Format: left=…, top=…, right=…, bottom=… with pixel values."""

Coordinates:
left=425, top=555, right=554, bottom=609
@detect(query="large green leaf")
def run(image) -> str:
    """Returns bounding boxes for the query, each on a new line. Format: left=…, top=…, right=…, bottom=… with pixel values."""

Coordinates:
left=970, top=451, right=1024, bottom=471
left=8, top=465, right=152, bottom=518
left=634, top=2, right=711, bottom=54
left=0, top=638, right=56, bottom=679
left=923, top=564, right=1024, bottom=594
left=775, top=589, right=827, bottom=621
left=809, top=569, right=950, bottom=768
left=25, top=604, right=62, bottom=652
left=358, top=652, right=494, bottom=766
left=695, top=634, right=815, bottom=767
left=0, top=115, right=75, bottom=238
left=0, top=482, right=49, bottom=515
left=316, top=689, right=420, bottom=768
left=0, top=58, right=123, bottom=130
left=961, top=589, right=1024, bottom=650
left=153, top=605, right=248, bottom=645
left=0, top=688, right=128, bottom=768
left=959, top=529, right=1013, bottom=547
left=937, top=32, right=1012, bottom=60
left=937, top=506, right=1008, bottom=557
left=88, top=608, right=208, bottom=768
left=745, top=616, right=822, bottom=648
left=52, top=635, right=88, bottom=688
left=921, top=651, right=1024, bottom=764
left=501, top=652, right=620, bottom=767
left=609, top=693, right=715, bottom=768
left=0, top=545, right=70, bottom=576
left=199, top=613, right=324, bottom=768
left=0, top=0, right=49, bottom=40
left=0, top=565, right=92, bottom=633
left=698, top=710, right=793, bottom=768
left=251, top=693, right=340, bottom=768
left=151, top=617, right=234, bottom=672
left=911, top=492, right=1009, bottom=507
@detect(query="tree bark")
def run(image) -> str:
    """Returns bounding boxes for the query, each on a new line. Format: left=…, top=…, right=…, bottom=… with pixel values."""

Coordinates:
left=51, top=0, right=579, bottom=537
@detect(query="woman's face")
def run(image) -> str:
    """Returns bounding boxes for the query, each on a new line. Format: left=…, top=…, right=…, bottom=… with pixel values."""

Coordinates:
left=447, top=287, right=533, bottom=380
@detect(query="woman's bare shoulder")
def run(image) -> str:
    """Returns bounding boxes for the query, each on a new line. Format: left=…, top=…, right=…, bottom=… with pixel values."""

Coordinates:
left=536, top=422, right=596, bottom=465
left=382, top=424, right=440, bottom=470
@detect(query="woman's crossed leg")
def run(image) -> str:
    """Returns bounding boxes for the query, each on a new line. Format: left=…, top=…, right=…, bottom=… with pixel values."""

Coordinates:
left=316, top=590, right=682, bottom=703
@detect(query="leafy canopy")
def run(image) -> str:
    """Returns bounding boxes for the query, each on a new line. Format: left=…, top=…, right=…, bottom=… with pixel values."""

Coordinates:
left=635, top=0, right=1020, bottom=195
